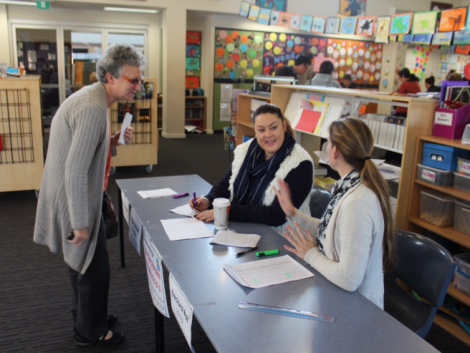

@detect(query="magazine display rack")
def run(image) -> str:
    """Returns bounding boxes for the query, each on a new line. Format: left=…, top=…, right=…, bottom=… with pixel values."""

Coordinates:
left=108, top=78, right=158, bottom=173
left=0, top=76, right=43, bottom=193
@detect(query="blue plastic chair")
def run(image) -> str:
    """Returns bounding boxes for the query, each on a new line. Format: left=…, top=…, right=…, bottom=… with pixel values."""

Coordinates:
left=309, top=187, right=332, bottom=219
left=384, top=230, right=456, bottom=338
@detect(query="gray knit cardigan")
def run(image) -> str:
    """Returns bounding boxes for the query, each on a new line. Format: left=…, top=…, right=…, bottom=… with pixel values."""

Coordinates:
left=34, top=83, right=109, bottom=274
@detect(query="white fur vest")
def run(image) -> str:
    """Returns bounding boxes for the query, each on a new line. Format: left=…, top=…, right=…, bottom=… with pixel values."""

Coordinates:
left=228, top=139, right=314, bottom=236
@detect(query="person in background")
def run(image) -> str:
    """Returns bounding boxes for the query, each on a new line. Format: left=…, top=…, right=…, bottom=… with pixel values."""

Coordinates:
left=447, top=72, right=463, bottom=81
left=190, top=104, right=314, bottom=236
left=445, top=69, right=456, bottom=80
left=393, top=68, right=420, bottom=117
left=274, top=55, right=311, bottom=81
left=297, top=52, right=315, bottom=85
left=341, top=74, right=357, bottom=89
left=310, top=61, right=341, bottom=88
left=425, top=76, right=441, bottom=93
left=34, top=44, right=145, bottom=347
left=274, top=117, right=394, bottom=309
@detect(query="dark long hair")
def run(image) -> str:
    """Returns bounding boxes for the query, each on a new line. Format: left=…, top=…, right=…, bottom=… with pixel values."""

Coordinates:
left=329, top=118, right=394, bottom=272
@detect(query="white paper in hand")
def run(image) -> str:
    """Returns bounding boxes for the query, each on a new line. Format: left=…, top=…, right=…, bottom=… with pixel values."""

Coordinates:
left=118, top=112, right=133, bottom=145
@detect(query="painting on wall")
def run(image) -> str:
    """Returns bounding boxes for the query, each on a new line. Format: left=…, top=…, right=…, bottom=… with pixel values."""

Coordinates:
left=289, top=14, right=302, bottom=30
left=390, top=13, right=413, bottom=35
left=325, top=17, right=341, bottom=34
left=214, top=29, right=264, bottom=80
left=300, top=15, right=313, bottom=32
left=406, top=45, right=433, bottom=81
left=339, top=0, right=366, bottom=16
left=262, top=32, right=326, bottom=76
left=375, top=17, right=391, bottom=43
left=413, top=34, right=433, bottom=45
left=432, top=32, right=453, bottom=46
left=186, top=45, right=200, bottom=57
left=185, top=76, right=200, bottom=89
left=340, top=17, right=357, bottom=35
left=356, top=16, right=375, bottom=36
left=186, top=58, right=200, bottom=70
left=439, top=7, right=467, bottom=32
left=186, top=31, right=201, bottom=44
left=256, top=0, right=287, bottom=11
left=239, top=2, right=250, bottom=17
left=248, top=5, right=261, bottom=21
left=455, top=45, right=470, bottom=55
left=258, top=8, right=271, bottom=25
left=312, top=16, right=326, bottom=33
left=279, top=12, right=291, bottom=28
left=412, top=11, right=438, bottom=34
left=270, top=10, right=280, bottom=25
left=453, top=30, right=470, bottom=45
left=325, top=38, right=383, bottom=85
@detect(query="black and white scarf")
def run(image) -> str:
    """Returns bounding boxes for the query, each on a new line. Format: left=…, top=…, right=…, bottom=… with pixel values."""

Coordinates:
left=232, top=133, right=296, bottom=206
left=317, top=169, right=361, bottom=251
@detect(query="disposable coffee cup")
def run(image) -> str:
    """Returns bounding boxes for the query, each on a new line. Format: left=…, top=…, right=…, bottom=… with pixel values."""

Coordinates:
left=213, top=198, right=230, bottom=230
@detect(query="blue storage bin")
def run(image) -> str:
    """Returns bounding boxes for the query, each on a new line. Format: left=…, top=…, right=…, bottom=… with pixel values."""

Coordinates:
left=422, top=142, right=467, bottom=171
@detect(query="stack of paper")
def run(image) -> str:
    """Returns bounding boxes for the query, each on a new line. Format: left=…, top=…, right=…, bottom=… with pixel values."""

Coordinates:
left=224, top=255, right=314, bottom=289
left=138, top=188, right=177, bottom=199
left=210, top=230, right=260, bottom=248
left=161, top=218, right=214, bottom=241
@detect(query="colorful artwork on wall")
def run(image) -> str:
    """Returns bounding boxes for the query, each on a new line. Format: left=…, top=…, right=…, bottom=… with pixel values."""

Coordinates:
left=455, top=45, right=470, bottom=54
left=325, top=17, right=341, bottom=34
left=239, top=2, right=250, bottom=17
left=186, top=45, right=200, bottom=57
left=270, top=10, right=280, bottom=25
left=406, top=45, right=433, bottom=80
left=256, top=0, right=287, bottom=11
left=279, top=12, right=291, bottom=28
left=185, top=76, right=200, bottom=89
left=186, top=31, right=201, bottom=44
left=432, top=32, right=453, bottom=45
left=356, top=16, right=376, bottom=36
left=214, top=29, right=264, bottom=79
left=412, top=11, right=438, bottom=34
left=289, top=14, right=301, bottom=30
left=186, top=58, right=200, bottom=70
left=340, top=17, right=357, bottom=35
left=326, top=39, right=383, bottom=85
left=300, top=15, right=313, bottom=32
left=258, top=8, right=271, bottom=25
left=312, top=16, right=326, bottom=33
left=262, top=32, right=326, bottom=76
left=390, top=13, right=413, bottom=35
left=453, top=30, right=470, bottom=45
left=413, top=34, right=433, bottom=45
left=339, top=0, right=366, bottom=16
left=248, top=5, right=261, bottom=21
left=375, top=17, right=391, bottom=43
left=439, top=7, right=467, bottom=32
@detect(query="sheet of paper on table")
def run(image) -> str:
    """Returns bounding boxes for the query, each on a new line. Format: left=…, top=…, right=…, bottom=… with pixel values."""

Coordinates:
left=161, top=217, right=214, bottom=241
left=170, top=203, right=200, bottom=217
left=210, top=230, right=260, bottom=248
left=138, top=188, right=177, bottom=199
left=224, top=255, right=314, bottom=289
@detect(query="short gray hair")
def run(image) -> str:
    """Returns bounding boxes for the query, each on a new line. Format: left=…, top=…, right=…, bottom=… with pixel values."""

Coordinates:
left=96, top=44, right=147, bottom=83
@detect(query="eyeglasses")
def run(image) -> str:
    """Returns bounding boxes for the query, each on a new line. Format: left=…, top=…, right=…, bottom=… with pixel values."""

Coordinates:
left=120, top=74, right=144, bottom=86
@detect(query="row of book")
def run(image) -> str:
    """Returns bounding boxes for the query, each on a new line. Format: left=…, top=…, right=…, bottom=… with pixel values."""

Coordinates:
left=117, top=103, right=151, bottom=123
left=358, top=114, right=406, bottom=152
left=440, top=84, right=470, bottom=109
left=185, top=108, right=204, bottom=119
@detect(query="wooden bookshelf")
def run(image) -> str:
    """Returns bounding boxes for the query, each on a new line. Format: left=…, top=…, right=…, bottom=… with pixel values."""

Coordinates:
left=235, top=93, right=270, bottom=146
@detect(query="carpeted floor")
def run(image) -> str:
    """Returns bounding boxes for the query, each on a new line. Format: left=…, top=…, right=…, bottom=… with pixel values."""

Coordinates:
left=0, top=132, right=469, bottom=352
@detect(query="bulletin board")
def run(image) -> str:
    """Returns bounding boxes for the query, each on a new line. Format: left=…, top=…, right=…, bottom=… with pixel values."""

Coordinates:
left=262, top=32, right=326, bottom=75
left=405, top=45, right=433, bottom=81
left=325, top=39, right=383, bottom=85
left=214, top=29, right=264, bottom=79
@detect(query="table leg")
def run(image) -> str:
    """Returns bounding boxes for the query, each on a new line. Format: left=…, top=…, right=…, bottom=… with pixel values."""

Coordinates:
left=118, top=188, right=125, bottom=268
left=155, top=308, right=165, bottom=352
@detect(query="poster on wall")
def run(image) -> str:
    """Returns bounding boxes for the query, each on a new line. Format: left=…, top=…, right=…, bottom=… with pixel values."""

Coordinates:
left=412, top=11, right=438, bottom=35
left=326, top=38, right=383, bottom=85
left=375, top=17, right=391, bottom=43
left=186, top=31, right=201, bottom=44
left=262, top=32, right=326, bottom=76
left=405, top=45, right=434, bottom=81
left=390, top=13, right=413, bottom=35
left=356, top=16, right=376, bottom=36
left=439, top=7, right=467, bottom=32
left=256, top=0, right=287, bottom=11
left=214, top=29, right=264, bottom=80
left=340, top=17, right=357, bottom=35
left=339, top=0, right=366, bottom=16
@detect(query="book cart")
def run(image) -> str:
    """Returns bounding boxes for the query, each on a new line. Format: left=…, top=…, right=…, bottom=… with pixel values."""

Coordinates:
left=406, top=135, right=470, bottom=346
left=0, top=75, right=43, bottom=193
left=108, top=78, right=158, bottom=173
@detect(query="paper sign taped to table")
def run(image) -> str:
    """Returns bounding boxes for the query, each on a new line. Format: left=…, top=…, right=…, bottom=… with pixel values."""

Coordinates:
left=143, top=230, right=169, bottom=318
left=121, top=191, right=130, bottom=225
left=170, top=273, right=194, bottom=350
left=129, top=208, right=143, bottom=256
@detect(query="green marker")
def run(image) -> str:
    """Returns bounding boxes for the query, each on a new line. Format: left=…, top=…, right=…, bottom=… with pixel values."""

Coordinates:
left=256, top=249, right=280, bottom=257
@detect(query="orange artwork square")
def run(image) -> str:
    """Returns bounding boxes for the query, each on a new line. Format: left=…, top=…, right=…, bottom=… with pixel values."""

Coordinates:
left=185, top=76, right=200, bottom=89
left=439, top=7, right=467, bottom=32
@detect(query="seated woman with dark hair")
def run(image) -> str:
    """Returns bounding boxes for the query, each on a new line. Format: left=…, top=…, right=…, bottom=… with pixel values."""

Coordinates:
left=393, top=68, right=421, bottom=117
left=310, top=61, right=341, bottom=88
left=190, top=104, right=314, bottom=235
left=425, top=76, right=441, bottom=93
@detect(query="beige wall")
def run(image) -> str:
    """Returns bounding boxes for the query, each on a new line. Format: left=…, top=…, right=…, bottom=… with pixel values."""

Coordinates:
left=0, top=5, right=9, bottom=64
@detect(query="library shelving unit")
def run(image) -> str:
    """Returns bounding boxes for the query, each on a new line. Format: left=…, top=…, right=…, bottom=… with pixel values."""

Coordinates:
left=406, top=135, right=470, bottom=346
left=185, top=96, right=206, bottom=131
left=267, top=84, right=438, bottom=230
left=0, top=75, right=43, bottom=193
left=235, top=93, right=271, bottom=145
left=109, top=78, right=158, bottom=173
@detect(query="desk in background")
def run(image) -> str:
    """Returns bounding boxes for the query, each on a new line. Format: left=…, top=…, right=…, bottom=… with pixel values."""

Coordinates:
left=116, top=175, right=437, bottom=353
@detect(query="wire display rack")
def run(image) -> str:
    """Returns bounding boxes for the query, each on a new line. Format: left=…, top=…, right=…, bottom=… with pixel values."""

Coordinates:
left=0, top=89, right=34, bottom=164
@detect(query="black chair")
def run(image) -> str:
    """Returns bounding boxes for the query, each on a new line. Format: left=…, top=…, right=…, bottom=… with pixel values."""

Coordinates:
left=384, top=230, right=456, bottom=338
left=309, top=187, right=332, bottom=219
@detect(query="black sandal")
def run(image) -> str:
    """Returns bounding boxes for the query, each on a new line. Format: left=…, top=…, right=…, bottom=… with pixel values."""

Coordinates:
left=74, top=330, right=125, bottom=347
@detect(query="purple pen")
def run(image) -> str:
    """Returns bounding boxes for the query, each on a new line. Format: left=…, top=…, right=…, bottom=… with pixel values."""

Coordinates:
left=193, top=192, right=198, bottom=207
left=173, top=192, right=189, bottom=199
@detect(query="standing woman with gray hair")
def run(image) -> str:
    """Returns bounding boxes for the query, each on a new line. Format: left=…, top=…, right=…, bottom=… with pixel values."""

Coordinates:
left=34, top=44, right=146, bottom=347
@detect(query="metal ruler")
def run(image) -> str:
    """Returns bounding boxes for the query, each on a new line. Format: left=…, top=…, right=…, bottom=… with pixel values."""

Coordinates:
left=238, top=301, right=334, bottom=323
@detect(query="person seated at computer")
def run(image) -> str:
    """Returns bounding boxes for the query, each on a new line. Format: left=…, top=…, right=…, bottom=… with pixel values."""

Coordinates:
left=392, top=68, right=420, bottom=117
left=274, top=55, right=311, bottom=81
left=341, top=74, right=357, bottom=89
left=310, top=61, right=341, bottom=88
left=425, top=76, right=441, bottom=93
left=274, top=117, right=394, bottom=309
left=190, top=104, right=314, bottom=235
